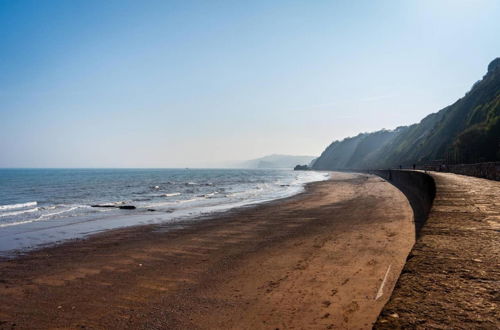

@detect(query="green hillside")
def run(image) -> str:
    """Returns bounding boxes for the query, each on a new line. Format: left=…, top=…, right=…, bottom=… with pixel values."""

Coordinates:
left=312, top=58, right=500, bottom=170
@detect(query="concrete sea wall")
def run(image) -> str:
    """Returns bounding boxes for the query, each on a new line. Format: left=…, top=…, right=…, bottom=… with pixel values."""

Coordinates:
left=369, top=170, right=436, bottom=236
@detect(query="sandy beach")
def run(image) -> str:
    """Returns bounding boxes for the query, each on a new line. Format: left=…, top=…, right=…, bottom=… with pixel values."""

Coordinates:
left=0, top=172, right=414, bottom=329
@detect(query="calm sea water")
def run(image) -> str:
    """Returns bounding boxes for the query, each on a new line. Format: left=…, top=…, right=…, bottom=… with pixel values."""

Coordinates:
left=0, top=168, right=328, bottom=254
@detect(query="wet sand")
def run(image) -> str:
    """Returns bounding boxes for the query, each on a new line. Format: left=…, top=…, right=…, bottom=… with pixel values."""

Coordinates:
left=0, top=172, right=414, bottom=329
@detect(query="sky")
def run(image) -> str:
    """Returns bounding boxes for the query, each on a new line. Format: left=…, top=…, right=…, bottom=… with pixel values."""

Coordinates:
left=1, top=0, right=499, bottom=168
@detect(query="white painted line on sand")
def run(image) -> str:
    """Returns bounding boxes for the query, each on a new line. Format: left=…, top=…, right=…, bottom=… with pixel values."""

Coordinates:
left=375, top=264, right=392, bottom=300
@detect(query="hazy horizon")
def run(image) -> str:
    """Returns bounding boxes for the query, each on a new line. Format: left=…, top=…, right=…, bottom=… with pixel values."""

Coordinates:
left=1, top=0, right=499, bottom=168
left=0, top=153, right=317, bottom=169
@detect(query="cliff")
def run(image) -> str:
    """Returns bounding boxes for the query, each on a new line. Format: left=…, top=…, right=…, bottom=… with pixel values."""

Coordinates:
left=312, top=58, right=500, bottom=170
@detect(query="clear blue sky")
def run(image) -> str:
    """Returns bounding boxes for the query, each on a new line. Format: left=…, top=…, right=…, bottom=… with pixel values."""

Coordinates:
left=1, top=0, right=499, bottom=167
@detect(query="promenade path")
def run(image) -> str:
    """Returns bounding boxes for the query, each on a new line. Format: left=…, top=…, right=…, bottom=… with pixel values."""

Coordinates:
left=376, top=172, right=500, bottom=329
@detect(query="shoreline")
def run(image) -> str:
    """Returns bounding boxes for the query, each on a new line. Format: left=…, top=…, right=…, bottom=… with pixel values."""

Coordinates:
left=1, top=180, right=314, bottom=260
left=0, top=171, right=329, bottom=257
left=0, top=172, right=415, bottom=329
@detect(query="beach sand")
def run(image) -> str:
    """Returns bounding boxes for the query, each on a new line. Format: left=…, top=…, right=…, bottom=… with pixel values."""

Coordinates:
left=0, top=172, right=414, bottom=329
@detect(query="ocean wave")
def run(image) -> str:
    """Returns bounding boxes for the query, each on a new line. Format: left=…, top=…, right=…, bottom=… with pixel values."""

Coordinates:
left=144, top=196, right=203, bottom=209
left=0, top=206, right=82, bottom=228
left=40, top=206, right=57, bottom=210
left=0, top=218, right=42, bottom=228
left=226, top=191, right=255, bottom=198
left=0, top=207, right=39, bottom=218
left=0, top=201, right=37, bottom=211
left=93, top=201, right=128, bottom=206
left=36, top=206, right=80, bottom=220
left=163, top=192, right=181, bottom=197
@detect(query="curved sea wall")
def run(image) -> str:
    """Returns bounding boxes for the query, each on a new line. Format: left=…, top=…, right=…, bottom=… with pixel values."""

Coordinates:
left=369, top=170, right=436, bottom=236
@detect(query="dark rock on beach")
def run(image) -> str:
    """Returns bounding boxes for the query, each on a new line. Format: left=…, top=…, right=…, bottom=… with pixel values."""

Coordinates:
left=294, top=164, right=309, bottom=171
left=91, top=204, right=136, bottom=210
left=118, top=205, right=136, bottom=210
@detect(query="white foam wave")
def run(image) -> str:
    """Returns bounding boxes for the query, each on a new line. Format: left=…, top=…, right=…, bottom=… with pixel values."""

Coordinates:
left=0, top=218, right=42, bottom=228
left=37, top=206, right=80, bottom=220
left=0, top=207, right=39, bottom=218
left=143, top=196, right=203, bottom=209
left=0, top=206, right=80, bottom=228
left=0, top=201, right=37, bottom=211
left=164, top=192, right=181, bottom=197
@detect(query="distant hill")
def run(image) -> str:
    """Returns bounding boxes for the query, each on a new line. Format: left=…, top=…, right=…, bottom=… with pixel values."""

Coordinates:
left=313, top=58, right=500, bottom=170
left=238, top=154, right=316, bottom=169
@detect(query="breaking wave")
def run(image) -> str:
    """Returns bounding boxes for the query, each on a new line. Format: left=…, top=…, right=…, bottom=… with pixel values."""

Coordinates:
left=0, top=201, right=37, bottom=211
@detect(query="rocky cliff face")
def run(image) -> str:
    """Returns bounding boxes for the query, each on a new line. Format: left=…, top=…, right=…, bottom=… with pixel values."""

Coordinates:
left=312, top=58, right=500, bottom=170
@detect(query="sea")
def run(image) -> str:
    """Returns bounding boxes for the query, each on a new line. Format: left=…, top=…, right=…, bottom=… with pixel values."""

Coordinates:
left=0, top=168, right=328, bottom=255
